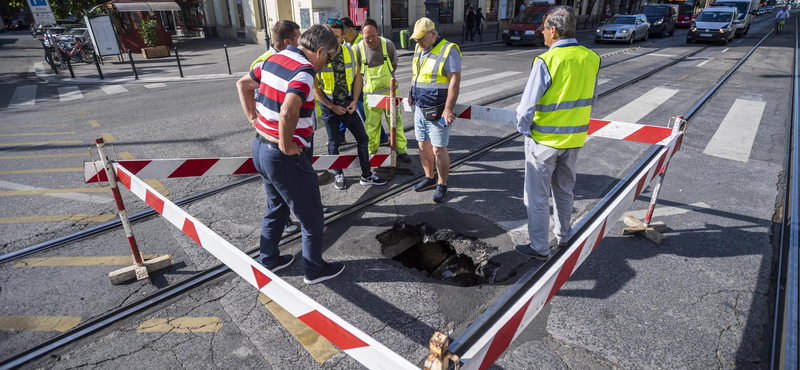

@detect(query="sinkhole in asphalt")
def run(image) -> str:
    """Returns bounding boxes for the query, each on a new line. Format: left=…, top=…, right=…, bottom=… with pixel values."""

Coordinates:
left=377, top=223, right=499, bottom=287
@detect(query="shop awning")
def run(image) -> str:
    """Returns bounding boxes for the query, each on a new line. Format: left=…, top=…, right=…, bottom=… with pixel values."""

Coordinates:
left=111, top=1, right=181, bottom=12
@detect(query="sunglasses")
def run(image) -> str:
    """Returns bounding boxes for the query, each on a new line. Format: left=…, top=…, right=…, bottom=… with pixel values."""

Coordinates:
left=327, top=18, right=343, bottom=25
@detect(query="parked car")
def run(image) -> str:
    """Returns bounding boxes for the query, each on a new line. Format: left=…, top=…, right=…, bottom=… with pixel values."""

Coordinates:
left=765, top=5, right=775, bottom=12
left=595, top=14, right=650, bottom=44
left=710, top=0, right=759, bottom=37
left=59, top=28, right=90, bottom=44
left=502, top=3, right=553, bottom=46
left=757, top=6, right=767, bottom=14
left=9, top=19, right=28, bottom=30
left=686, top=6, right=739, bottom=45
left=640, top=4, right=678, bottom=37
left=42, top=26, right=68, bottom=46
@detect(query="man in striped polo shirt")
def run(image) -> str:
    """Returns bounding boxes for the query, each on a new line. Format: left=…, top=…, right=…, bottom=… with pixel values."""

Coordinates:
left=236, top=25, right=345, bottom=285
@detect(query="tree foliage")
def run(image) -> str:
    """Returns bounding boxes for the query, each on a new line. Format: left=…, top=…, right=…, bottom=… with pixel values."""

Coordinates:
left=49, top=0, right=107, bottom=19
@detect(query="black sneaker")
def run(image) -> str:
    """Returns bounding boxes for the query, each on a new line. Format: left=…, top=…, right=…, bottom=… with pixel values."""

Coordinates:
left=304, top=261, right=345, bottom=284
left=433, top=184, right=447, bottom=203
left=414, top=176, right=437, bottom=192
left=380, top=139, right=390, bottom=147
left=284, top=219, right=299, bottom=234
left=360, top=173, right=387, bottom=186
left=339, top=137, right=347, bottom=146
left=514, top=244, right=550, bottom=261
left=263, top=254, right=295, bottom=272
left=398, top=153, right=412, bottom=163
left=334, top=173, right=346, bottom=190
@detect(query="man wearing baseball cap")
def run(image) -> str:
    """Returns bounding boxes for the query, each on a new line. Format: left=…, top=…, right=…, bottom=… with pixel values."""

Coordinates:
left=407, top=18, right=462, bottom=203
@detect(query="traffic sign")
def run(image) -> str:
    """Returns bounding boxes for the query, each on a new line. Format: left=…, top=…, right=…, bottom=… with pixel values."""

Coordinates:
left=26, top=0, right=56, bottom=25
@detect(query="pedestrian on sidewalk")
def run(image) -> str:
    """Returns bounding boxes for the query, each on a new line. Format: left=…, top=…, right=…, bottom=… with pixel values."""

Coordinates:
left=408, top=18, right=462, bottom=203
left=513, top=6, right=600, bottom=261
left=314, top=19, right=388, bottom=190
left=465, top=4, right=477, bottom=41
left=236, top=24, right=345, bottom=284
left=473, top=7, right=487, bottom=40
left=354, top=18, right=411, bottom=163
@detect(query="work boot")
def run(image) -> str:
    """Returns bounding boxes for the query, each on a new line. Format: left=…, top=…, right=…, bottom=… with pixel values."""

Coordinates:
left=398, top=153, right=412, bottom=163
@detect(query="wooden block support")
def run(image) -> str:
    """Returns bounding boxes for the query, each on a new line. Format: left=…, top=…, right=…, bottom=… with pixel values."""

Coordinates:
left=109, top=255, right=173, bottom=285
left=622, top=216, right=666, bottom=245
left=424, top=331, right=460, bottom=370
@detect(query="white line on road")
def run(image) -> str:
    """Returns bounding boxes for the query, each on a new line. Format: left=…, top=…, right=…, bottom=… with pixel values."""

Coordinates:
left=703, top=98, right=766, bottom=162
left=58, top=86, right=83, bottom=102
left=720, top=47, right=730, bottom=53
left=602, top=87, right=679, bottom=123
left=8, top=86, right=37, bottom=109
left=0, top=180, right=111, bottom=204
left=735, top=40, right=743, bottom=44
left=460, top=71, right=522, bottom=88
left=598, top=78, right=610, bottom=85
left=622, top=202, right=711, bottom=221
left=144, top=83, right=167, bottom=89
left=458, top=78, right=529, bottom=103
left=394, top=67, right=490, bottom=82
left=647, top=53, right=679, bottom=57
left=508, top=49, right=537, bottom=55
left=100, top=85, right=128, bottom=95
left=696, top=58, right=714, bottom=67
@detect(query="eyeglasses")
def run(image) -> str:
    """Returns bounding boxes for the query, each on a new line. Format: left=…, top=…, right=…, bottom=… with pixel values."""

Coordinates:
left=327, top=18, right=343, bottom=25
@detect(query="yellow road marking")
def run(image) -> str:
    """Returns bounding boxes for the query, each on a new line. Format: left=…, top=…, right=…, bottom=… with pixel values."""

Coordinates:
left=58, top=110, right=88, bottom=116
left=88, top=120, right=100, bottom=127
left=0, top=316, right=81, bottom=332
left=0, top=153, right=89, bottom=160
left=678, top=74, right=689, bottom=81
left=119, top=152, right=170, bottom=198
left=0, top=188, right=110, bottom=196
left=100, top=132, right=115, bottom=143
left=258, top=293, right=339, bottom=363
left=0, top=132, right=76, bottom=137
left=0, top=214, right=116, bottom=224
left=0, top=168, right=82, bottom=175
left=0, top=140, right=82, bottom=147
left=10, top=255, right=160, bottom=268
left=137, top=317, right=223, bottom=333
left=4, top=124, right=71, bottom=129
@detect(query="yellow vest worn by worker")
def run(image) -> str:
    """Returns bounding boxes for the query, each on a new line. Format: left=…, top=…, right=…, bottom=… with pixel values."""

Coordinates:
left=359, top=37, right=395, bottom=95
left=531, top=43, right=600, bottom=149
left=317, top=44, right=357, bottom=99
left=346, top=33, right=363, bottom=48
left=249, top=49, right=274, bottom=71
left=411, top=37, right=460, bottom=108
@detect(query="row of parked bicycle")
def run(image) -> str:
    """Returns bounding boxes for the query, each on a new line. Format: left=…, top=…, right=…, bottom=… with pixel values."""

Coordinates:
left=37, top=23, right=97, bottom=65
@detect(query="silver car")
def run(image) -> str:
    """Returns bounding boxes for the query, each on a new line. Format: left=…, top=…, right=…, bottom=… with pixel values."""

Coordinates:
left=595, top=14, right=651, bottom=44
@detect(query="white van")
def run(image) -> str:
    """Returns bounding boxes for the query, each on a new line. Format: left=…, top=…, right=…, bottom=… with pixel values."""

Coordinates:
left=711, top=0, right=759, bottom=37
left=687, top=7, right=739, bottom=44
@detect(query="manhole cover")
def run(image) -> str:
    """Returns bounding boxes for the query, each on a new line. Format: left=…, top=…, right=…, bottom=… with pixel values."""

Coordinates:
left=377, top=223, right=499, bottom=287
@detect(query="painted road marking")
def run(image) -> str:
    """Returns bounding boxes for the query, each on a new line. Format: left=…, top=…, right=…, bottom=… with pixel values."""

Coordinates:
left=58, top=110, right=88, bottom=116
left=0, top=167, right=82, bottom=175
left=460, top=78, right=529, bottom=104
left=0, top=131, right=75, bottom=137
left=0, top=179, right=111, bottom=203
left=603, top=87, right=679, bottom=123
left=460, top=71, right=523, bottom=88
left=735, top=40, right=743, bottom=44
left=58, top=86, right=84, bottom=102
left=101, top=132, right=116, bottom=143
left=0, top=316, right=81, bottom=332
left=394, top=67, right=490, bottom=82
left=697, top=58, right=714, bottom=67
left=647, top=53, right=679, bottom=57
left=598, top=78, right=610, bottom=85
left=704, top=98, right=766, bottom=162
left=137, top=317, right=223, bottom=333
left=119, top=152, right=170, bottom=198
left=10, top=255, right=160, bottom=267
left=143, top=83, right=167, bottom=89
left=0, top=214, right=116, bottom=224
left=678, top=74, right=689, bottom=81
left=508, top=49, right=537, bottom=55
left=0, top=153, right=88, bottom=160
left=4, top=124, right=70, bottom=129
left=721, top=47, right=730, bottom=53
left=100, top=85, right=128, bottom=95
left=0, top=140, right=82, bottom=148
left=622, top=202, right=711, bottom=221
left=8, top=86, right=36, bottom=109
left=258, top=293, right=339, bottom=363
left=88, top=119, right=100, bottom=127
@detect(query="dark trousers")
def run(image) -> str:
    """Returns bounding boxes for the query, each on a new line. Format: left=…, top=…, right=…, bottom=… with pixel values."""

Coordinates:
left=473, top=22, right=482, bottom=38
left=252, top=136, right=324, bottom=276
left=338, top=96, right=388, bottom=143
left=321, top=104, right=372, bottom=178
left=466, top=23, right=475, bottom=40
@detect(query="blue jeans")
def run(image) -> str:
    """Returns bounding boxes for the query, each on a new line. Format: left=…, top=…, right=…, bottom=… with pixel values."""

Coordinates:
left=321, top=103, right=373, bottom=178
left=252, top=136, right=324, bottom=276
left=414, top=106, right=452, bottom=147
left=340, top=96, right=388, bottom=143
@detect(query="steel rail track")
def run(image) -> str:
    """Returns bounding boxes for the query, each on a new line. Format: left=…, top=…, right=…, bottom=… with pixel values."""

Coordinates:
left=0, top=27, right=773, bottom=370
left=449, top=26, right=777, bottom=361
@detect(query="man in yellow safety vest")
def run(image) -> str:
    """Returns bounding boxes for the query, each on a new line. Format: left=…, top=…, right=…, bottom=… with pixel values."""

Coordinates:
left=249, top=20, right=301, bottom=72
left=354, top=18, right=411, bottom=163
left=514, top=6, right=600, bottom=261
left=313, top=19, right=387, bottom=190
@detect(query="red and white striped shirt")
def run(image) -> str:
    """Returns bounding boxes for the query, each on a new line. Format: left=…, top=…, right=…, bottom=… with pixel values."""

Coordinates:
left=250, top=45, right=317, bottom=148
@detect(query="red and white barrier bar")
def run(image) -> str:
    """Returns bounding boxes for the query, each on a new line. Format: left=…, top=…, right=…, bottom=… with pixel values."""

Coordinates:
left=456, top=132, right=684, bottom=370
left=84, top=154, right=390, bottom=183
left=365, top=95, right=674, bottom=146
left=114, top=164, right=419, bottom=370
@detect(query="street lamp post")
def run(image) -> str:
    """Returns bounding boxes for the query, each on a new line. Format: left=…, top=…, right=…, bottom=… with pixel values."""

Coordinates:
left=260, top=0, right=270, bottom=50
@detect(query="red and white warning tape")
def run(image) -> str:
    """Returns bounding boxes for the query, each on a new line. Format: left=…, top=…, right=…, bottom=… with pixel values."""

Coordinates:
left=365, top=95, right=674, bottom=146
left=456, top=132, right=684, bottom=370
left=84, top=155, right=390, bottom=183
left=114, top=164, right=419, bottom=370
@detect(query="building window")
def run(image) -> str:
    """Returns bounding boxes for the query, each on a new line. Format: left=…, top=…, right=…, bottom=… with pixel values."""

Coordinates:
left=131, top=12, right=141, bottom=29
left=439, top=0, right=453, bottom=24
left=486, top=0, right=498, bottom=20
left=236, top=0, right=245, bottom=27
left=391, top=0, right=408, bottom=28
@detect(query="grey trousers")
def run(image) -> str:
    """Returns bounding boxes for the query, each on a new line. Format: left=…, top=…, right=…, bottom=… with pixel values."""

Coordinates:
left=524, top=136, right=580, bottom=254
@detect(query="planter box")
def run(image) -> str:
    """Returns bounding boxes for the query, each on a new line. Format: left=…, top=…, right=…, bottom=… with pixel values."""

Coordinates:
left=142, top=45, right=170, bottom=59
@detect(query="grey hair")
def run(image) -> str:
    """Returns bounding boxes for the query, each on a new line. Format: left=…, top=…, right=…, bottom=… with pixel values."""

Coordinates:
left=299, top=24, right=340, bottom=56
left=544, top=6, right=576, bottom=39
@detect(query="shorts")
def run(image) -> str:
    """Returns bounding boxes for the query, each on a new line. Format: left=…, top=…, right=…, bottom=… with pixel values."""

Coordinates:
left=414, top=106, right=451, bottom=147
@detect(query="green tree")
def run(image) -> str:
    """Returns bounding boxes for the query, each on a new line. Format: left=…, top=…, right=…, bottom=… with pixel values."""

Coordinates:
left=48, top=0, right=107, bottom=19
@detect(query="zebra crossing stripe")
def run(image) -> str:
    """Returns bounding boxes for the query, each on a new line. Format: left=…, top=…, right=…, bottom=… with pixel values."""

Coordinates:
left=8, top=86, right=36, bottom=109
left=100, top=85, right=128, bottom=95
left=58, top=86, right=84, bottom=102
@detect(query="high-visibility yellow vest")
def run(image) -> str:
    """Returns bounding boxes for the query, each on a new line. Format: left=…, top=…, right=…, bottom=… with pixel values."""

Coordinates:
left=250, top=49, right=274, bottom=71
left=411, top=37, right=460, bottom=108
left=359, top=37, right=395, bottom=95
left=347, top=33, right=363, bottom=48
left=317, top=44, right=357, bottom=99
left=530, top=44, right=600, bottom=149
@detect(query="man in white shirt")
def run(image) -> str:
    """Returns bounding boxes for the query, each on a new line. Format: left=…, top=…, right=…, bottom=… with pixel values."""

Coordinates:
left=776, top=5, right=790, bottom=34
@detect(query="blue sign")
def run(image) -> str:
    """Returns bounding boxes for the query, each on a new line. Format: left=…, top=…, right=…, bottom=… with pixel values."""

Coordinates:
left=29, top=0, right=48, bottom=7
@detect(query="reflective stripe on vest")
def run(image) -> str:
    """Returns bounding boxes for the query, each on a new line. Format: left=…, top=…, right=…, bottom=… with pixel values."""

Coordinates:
left=317, top=44, right=357, bottom=99
left=359, top=37, right=395, bottom=95
left=411, top=38, right=460, bottom=107
left=250, top=50, right=274, bottom=71
left=530, top=44, right=600, bottom=149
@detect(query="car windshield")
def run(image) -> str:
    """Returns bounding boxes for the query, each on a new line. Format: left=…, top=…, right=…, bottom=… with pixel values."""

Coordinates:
left=68, top=29, right=86, bottom=35
left=715, top=2, right=749, bottom=17
left=697, top=12, right=733, bottom=22
left=642, top=6, right=668, bottom=15
left=608, top=16, right=636, bottom=24
left=512, top=11, right=545, bottom=24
